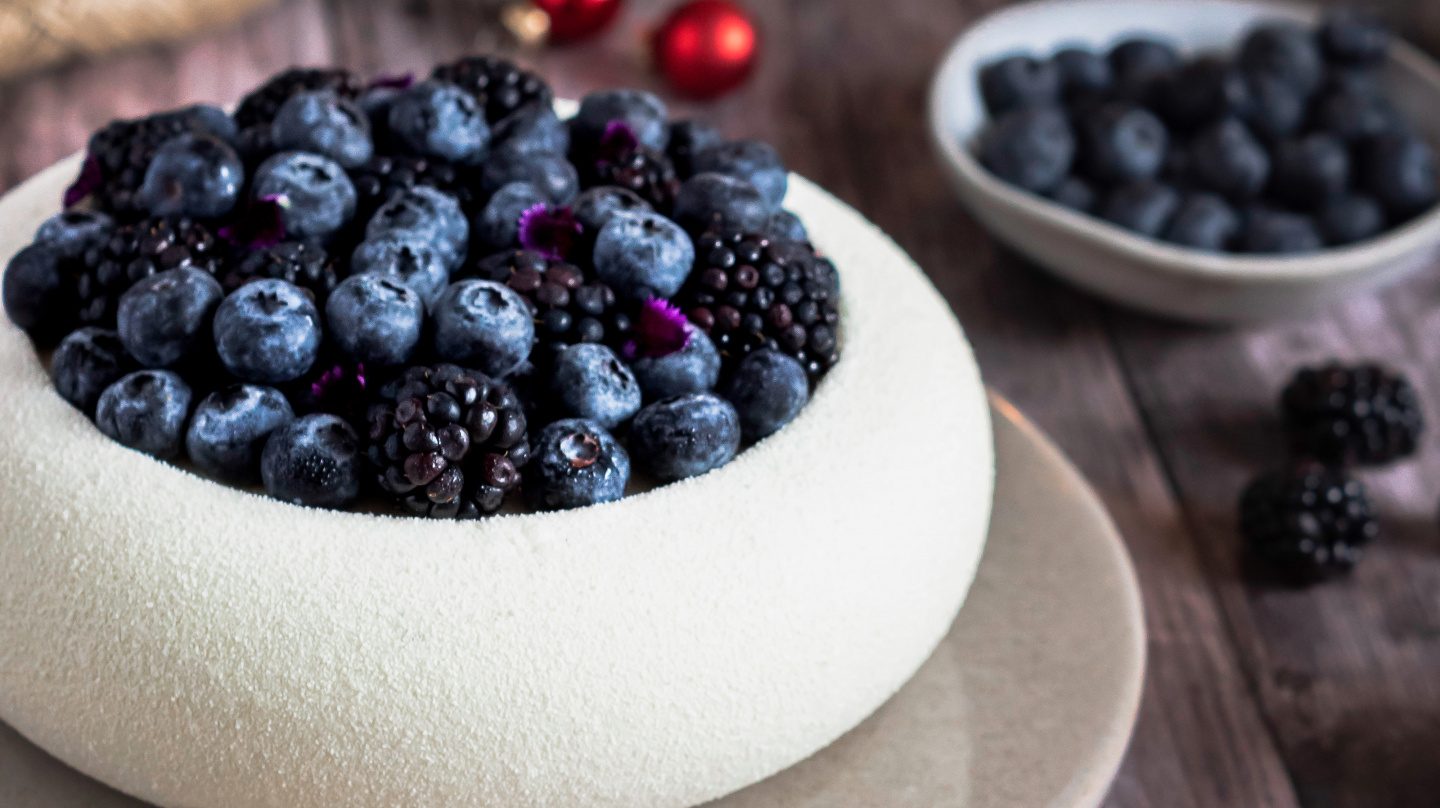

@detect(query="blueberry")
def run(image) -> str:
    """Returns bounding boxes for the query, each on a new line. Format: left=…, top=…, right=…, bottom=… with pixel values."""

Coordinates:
left=1162, top=193, right=1240, bottom=251
left=1158, top=58, right=1251, bottom=131
left=766, top=208, right=809, bottom=242
left=1358, top=134, right=1439, bottom=218
left=629, top=393, right=741, bottom=482
left=1317, top=193, right=1387, bottom=245
left=550, top=343, right=642, bottom=428
left=325, top=274, right=424, bottom=367
left=631, top=328, right=721, bottom=400
left=94, top=370, right=192, bottom=459
left=35, top=210, right=113, bottom=259
left=431, top=279, right=535, bottom=377
left=2, top=243, right=76, bottom=343
left=592, top=212, right=695, bottom=300
left=182, top=104, right=240, bottom=143
left=357, top=85, right=403, bottom=133
left=252, top=151, right=357, bottom=240
left=387, top=79, right=491, bottom=164
left=491, top=101, right=570, bottom=156
left=574, top=186, right=653, bottom=233
left=1271, top=133, right=1350, bottom=208
left=722, top=349, right=809, bottom=441
left=186, top=384, right=294, bottom=482
left=572, top=89, right=669, bottom=154
left=1049, top=176, right=1098, bottom=213
left=1319, top=9, right=1390, bottom=67
left=116, top=267, right=223, bottom=368
left=1312, top=90, right=1402, bottom=143
left=524, top=418, right=630, bottom=511
left=1188, top=119, right=1270, bottom=200
left=977, top=55, right=1061, bottom=115
left=213, top=279, right=322, bottom=383
left=1078, top=104, right=1167, bottom=184
left=1101, top=181, right=1180, bottom=237
left=1052, top=47, right=1113, bottom=102
left=350, top=236, right=452, bottom=308
left=260, top=414, right=363, bottom=508
left=480, top=145, right=579, bottom=203
left=270, top=89, right=374, bottom=169
left=1108, top=37, right=1181, bottom=97
left=476, top=182, right=549, bottom=253
left=690, top=139, right=788, bottom=209
left=51, top=327, right=129, bottom=414
left=672, top=172, right=772, bottom=234
left=668, top=119, right=725, bottom=177
left=1240, top=22, right=1323, bottom=97
left=1241, top=73, right=1306, bottom=141
left=365, top=185, right=469, bottom=270
left=1240, top=208, right=1324, bottom=254
left=137, top=133, right=245, bottom=219
left=979, top=107, right=1075, bottom=193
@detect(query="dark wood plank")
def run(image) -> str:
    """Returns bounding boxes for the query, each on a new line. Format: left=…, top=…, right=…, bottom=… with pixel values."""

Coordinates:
left=1100, top=3, right=1440, bottom=807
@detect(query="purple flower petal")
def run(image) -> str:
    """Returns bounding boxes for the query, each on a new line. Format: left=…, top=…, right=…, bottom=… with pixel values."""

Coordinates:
left=220, top=194, right=289, bottom=249
left=368, top=72, right=415, bottom=91
left=518, top=203, right=583, bottom=260
left=629, top=297, right=693, bottom=359
left=63, top=155, right=103, bottom=209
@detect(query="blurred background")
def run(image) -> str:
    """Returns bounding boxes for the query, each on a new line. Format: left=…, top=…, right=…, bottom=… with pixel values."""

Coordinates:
left=1, top=1, right=1439, bottom=806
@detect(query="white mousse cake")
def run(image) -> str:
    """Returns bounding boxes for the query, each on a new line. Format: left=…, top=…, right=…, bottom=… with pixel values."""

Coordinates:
left=0, top=65, right=993, bottom=808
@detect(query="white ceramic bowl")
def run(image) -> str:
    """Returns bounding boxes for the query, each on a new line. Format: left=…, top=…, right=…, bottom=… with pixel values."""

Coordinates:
left=929, top=0, right=1440, bottom=324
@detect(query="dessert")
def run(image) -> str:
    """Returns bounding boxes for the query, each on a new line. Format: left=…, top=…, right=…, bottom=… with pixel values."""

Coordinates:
left=971, top=7, right=1439, bottom=254
left=0, top=57, right=993, bottom=808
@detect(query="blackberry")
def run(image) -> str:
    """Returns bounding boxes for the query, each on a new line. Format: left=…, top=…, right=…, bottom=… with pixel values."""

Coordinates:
left=365, top=364, right=530, bottom=519
left=1239, top=462, right=1378, bottom=580
left=81, top=107, right=231, bottom=215
left=1281, top=363, right=1423, bottom=466
left=681, top=231, right=842, bottom=382
left=348, top=153, right=477, bottom=219
left=579, top=123, right=681, bottom=210
left=222, top=241, right=339, bottom=304
left=431, top=55, right=553, bottom=124
left=234, top=67, right=363, bottom=130
left=76, top=217, right=227, bottom=327
left=473, top=250, right=633, bottom=358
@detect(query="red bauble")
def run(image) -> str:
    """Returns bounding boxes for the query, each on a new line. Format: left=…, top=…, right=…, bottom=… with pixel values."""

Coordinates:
left=532, top=0, right=624, bottom=43
left=652, top=0, right=759, bottom=99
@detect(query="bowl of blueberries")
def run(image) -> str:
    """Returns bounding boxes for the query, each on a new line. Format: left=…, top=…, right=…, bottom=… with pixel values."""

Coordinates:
left=929, top=0, right=1440, bottom=323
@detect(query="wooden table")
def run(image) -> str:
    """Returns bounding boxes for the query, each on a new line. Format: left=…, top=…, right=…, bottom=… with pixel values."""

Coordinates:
left=1, top=1, right=1437, bottom=805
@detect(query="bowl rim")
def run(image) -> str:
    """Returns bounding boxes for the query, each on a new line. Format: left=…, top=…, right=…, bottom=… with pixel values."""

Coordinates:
left=927, top=0, right=1440, bottom=284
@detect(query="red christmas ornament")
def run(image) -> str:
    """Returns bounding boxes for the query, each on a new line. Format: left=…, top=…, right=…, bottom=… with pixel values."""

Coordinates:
left=652, top=0, right=759, bottom=99
left=531, top=0, right=624, bottom=44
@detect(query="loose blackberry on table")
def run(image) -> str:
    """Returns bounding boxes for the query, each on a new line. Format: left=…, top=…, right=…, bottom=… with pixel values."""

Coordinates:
left=1239, top=462, right=1379, bottom=580
left=4, top=58, right=847, bottom=518
left=1281, top=363, right=1424, bottom=466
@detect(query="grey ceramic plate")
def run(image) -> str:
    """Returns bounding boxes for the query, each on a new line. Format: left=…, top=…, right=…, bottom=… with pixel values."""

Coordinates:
left=0, top=395, right=1145, bottom=808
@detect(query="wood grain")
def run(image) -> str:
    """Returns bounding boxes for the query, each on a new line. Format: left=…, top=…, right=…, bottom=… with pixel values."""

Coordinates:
left=0, top=0, right=1435, bottom=805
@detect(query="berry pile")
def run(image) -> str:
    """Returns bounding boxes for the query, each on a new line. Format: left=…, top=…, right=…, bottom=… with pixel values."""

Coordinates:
left=974, top=9, right=1438, bottom=254
left=1238, top=362, right=1423, bottom=582
left=2, top=58, right=841, bottom=518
